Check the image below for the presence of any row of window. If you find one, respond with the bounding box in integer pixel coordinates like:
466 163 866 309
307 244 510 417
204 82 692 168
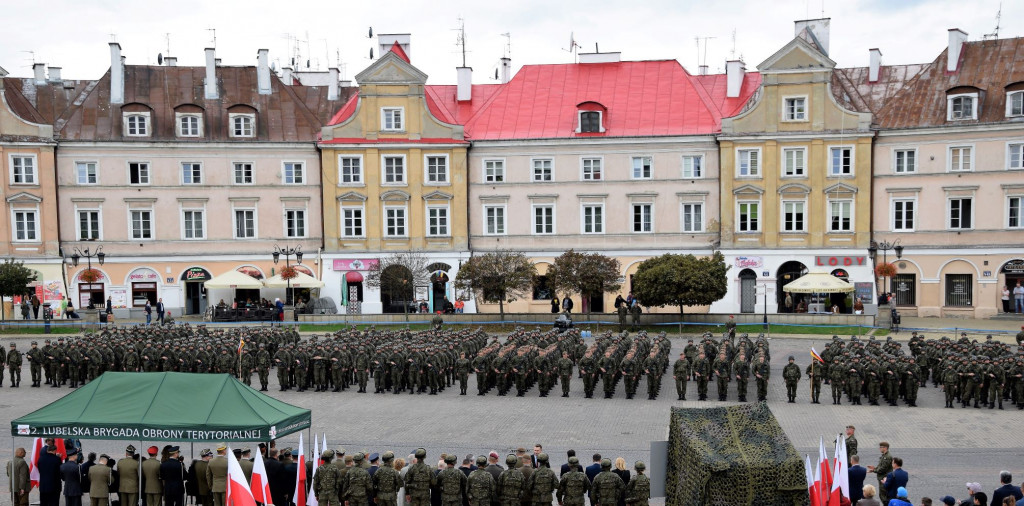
734 200 854 233
338 155 450 185
946 90 1024 121
736 146 854 177
123 112 255 138
890 196 1024 231
465 202 706 236
72 207 307 242
891 143 1024 173
70 161 306 186
339 205 451 238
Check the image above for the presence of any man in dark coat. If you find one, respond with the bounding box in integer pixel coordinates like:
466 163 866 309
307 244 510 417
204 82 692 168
38 445 64 506
883 457 909 503
848 455 867 504
160 447 187 506
277 449 297 506
991 471 1023 506
262 449 284 506
585 454 602 504
60 449 85 506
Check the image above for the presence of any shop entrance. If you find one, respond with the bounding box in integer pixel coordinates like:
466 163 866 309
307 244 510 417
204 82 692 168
181 267 211 315
777 261 808 309
739 269 757 313
1001 259 1024 313
78 283 105 309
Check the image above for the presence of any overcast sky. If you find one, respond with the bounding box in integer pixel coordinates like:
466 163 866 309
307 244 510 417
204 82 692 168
2 0 1018 85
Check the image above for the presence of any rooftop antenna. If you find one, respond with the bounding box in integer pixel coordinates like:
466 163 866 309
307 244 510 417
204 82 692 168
304 31 311 69
165 33 172 56
109 33 117 42
501 32 511 58
695 36 715 69
20 50 36 68
454 16 469 67
984 1 1002 40
207 28 216 48
730 29 737 59
563 31 581 62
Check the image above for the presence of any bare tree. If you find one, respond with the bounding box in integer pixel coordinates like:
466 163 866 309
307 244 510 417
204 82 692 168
367 250 431 320
455 250 537 322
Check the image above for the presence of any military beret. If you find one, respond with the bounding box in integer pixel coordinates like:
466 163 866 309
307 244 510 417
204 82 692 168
147 446 159 455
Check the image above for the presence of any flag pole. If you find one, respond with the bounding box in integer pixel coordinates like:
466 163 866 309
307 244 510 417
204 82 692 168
810 358 814 402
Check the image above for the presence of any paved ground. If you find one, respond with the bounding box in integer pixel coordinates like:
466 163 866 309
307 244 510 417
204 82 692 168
0 330 1021 505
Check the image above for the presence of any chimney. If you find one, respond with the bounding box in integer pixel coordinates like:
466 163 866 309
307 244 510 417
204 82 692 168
48 66 62 82
457 67 472 101
215 58 222 66
164 56 177 66
726 60 746 98
378 33 412 60
282 67 293 85
794 18 831 55
578 52 621 63
109 43 124 104
868 48 882 82
947 28 968 72
33 63 46 84
499 57 511 84
698 65 709 76
204 48 218 99
257 49 271 95
328 67 340 100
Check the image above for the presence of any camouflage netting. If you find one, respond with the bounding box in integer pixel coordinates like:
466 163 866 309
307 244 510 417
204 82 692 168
666 402 808 506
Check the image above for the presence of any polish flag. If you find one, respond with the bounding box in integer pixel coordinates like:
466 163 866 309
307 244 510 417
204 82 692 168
306 439 320 506
250 450 273 505
225 447 257 506
54 439 67 461
805 455 819 506
818 437 832 505
28 437 43 488
293 435 306 506
313 436 321 468
829 435 850 505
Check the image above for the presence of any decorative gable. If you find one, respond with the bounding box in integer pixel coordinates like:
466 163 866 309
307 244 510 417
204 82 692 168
355 51 428 86
422 190 453 201
336 191 368 203
779 183 811 195
380 189 411 202
6 192 43 203
757 37 835 73
824 182 858 195
733 184 765 196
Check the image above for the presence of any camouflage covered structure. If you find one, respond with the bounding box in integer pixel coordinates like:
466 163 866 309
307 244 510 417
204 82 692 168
666 402 807 506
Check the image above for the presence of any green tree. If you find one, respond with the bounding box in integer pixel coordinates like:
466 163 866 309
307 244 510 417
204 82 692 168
547 249 621 312
632 252 729 318
454 250 537 322
0 258 38 320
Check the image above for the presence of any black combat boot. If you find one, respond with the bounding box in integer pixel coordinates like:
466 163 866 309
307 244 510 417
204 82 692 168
974 400 980 408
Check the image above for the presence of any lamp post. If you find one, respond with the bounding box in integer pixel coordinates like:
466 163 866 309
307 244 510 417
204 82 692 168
65 246 107 311
867 239 904 301
272 245 303 305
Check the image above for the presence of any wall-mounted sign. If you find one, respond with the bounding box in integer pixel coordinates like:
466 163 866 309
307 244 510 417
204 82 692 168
815 256 867 267
128 269 160 281
735 256 763 269
182 267 212 281
1002 259 1024 273
333 259 379 271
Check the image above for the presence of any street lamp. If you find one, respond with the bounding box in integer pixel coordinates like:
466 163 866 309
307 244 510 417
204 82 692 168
868 239 904 301
272 245 303 305
66 245 106 269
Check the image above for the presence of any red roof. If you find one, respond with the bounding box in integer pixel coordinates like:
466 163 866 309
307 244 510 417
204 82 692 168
320 137 468 145
691 73 763 119
325 84 501 128
389 42 410 63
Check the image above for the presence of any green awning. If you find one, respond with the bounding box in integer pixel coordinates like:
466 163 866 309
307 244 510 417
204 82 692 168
11 372 310 442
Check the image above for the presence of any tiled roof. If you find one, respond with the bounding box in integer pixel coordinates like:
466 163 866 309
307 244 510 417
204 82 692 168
831 64 930 114
2 77 93 128
875 37 1024 129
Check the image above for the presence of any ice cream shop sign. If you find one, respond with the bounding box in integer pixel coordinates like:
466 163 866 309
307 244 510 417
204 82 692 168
814 256 867 267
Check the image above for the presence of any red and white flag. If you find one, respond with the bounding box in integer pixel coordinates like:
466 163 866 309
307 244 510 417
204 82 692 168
250 450 273 505
54 439 67 461
306 437 320 506
312 436 321 468
226 447 257 506
829 435 849 505
28 437 43 488
293 434 307 506
805 455 819 506
818 437 832 505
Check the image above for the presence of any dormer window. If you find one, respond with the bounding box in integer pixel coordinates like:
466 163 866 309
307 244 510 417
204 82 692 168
177 114 202 137
575 102 607 133
1007 90 1024 117
947 93 978 121
783 96 807 121
124 113 150 136
230 114 255 137
382 107 404 131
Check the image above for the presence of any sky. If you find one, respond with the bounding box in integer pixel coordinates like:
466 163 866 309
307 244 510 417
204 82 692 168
1 0 1018 84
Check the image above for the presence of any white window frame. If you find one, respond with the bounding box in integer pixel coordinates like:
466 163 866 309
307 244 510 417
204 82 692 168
736 200 761 233
827 199 854 233
9 154 37 185
123 112 150 137
181 207 206 240
736 148 760 177
129 209 154 240
782 95 808 122
947 93 978 121
531 204 555 235
425 204 450 237
176 113 203 137
338 155 364 185
681 202 704 232
1006 142 1024 170
682 154 704 179
829 145 855 177
781 199 806 233
284 208 307 238
283 161 305 185
1008 195 1024 229
531 158 553 182
340 205 365 238
580 157 603 181
381 155 407 186
631 203 653 233
483 159 505 183
181 161 203 185
576 110 604 133
483 204 507 236
631 156 653 180
779 147 806 177
383 205 408 238
581 203 605 234
233 162 255 185
424 154 449 185
381 107 405 132
893 148 917 174
891 197 917 232
232 207 257 239
76 207 102 241
948 145 974 172
1007 90 1024 118
947 197 973 230
75 161 99 185
11 207 40 242
229 113 255 138
128 161 150 185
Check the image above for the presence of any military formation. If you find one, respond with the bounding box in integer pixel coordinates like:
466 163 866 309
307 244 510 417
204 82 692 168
671 332 773 402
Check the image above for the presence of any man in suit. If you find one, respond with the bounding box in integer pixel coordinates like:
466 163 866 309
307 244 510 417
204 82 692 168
531 445 542 469
992 471 1023 506
262 449 284 506
117 445 141 506
38 445 64 506
156 299 165 325
559 450 576 477
60 448 85 506
883 457 909 502
848 455 867 504
585 454 602 504
141 447 163 506
8 447 31 506
80 453 97 491
206 444 228 506
88 455 113 506
277 449 297 506
160 447 186 506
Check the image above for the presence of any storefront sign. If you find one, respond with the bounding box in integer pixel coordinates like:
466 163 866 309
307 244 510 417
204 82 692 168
128 269 160 281
735 256 763 269
333 259 379 271
183 267 212 281
815 256 867 267
1002 259 1024 273
854 282 873 303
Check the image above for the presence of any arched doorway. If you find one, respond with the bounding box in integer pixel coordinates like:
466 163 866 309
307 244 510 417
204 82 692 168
739 269 757 313
829 268 851 313
777 261 808 309
180 267 211 315
1002 259 1024 313
427 262 452 313
380 264 414 314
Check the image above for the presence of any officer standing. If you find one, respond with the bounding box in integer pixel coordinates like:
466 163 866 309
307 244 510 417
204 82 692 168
159 447 186 506
496 455 525 506
866 442 893 504
117 445 140 506
624 462 649 506
672 353 690 401
206 445 228 506
89 455 113 506
783 356 801 403
456 353 471 396
526 454 555 506
405 449 435 506
373 452 404 506
557 353 573 398
27 341 43 387
555 456 588 506
712 353 731 402
753 355 771 402
142 447 163 506
435 454 466 506
692 352 710 401
7 342 22 387
344 453 373 506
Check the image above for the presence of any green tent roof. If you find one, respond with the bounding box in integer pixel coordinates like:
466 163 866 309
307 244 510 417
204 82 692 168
11 372 310 442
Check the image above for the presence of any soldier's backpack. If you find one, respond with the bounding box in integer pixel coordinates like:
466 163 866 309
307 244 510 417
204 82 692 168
564 473 585 499
500 471 524 499
442 469 462 497
628 475 650 503
532 469 555 496
317 465 337 493
468 472 491 500
598 475 619 503
374 467 397 494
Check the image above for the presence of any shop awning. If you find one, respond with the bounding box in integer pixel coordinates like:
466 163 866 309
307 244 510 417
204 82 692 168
345 271 363 283
782 272 855 293
264 272 325 288
204 270 264 289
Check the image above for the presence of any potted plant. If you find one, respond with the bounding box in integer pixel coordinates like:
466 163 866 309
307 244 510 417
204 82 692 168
280 265 298 280
875 262 897 278
79 268 101 283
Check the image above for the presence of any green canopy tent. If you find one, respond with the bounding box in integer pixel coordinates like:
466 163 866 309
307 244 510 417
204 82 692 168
11 372 310 442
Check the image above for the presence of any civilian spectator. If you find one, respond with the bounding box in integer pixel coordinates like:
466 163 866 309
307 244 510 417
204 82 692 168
974 492 988 506
858 484 882 506
991 472 1023 506
890 487 912 506
612 458 630 506
939 497 956 506
920 498 931 506
850 455 868 504
532 445 542 468
560 450 576 477
968 483 984 504
884 458 909 502
586 454 602 503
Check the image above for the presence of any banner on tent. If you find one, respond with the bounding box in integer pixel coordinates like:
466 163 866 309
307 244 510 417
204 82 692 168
14 422 308 441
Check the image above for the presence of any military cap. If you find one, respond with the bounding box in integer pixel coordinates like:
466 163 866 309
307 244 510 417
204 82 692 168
382 451 395 461
369 453 379 462
353 452 365 462
537 453 549 463
45 339 51 343
291 449 300 457
126 445 136 454
200 449 213 457
600 458 612 468
506 455 518 466
31 341 37 345
634 461 645 471
241 447 251 454
336 446 346 456
415 448 426 458
168 446 180 453
321 449 334 459
67 448 78 456
217 443 227 451
147 446 159 455
568 456 579 465
8 342 14 347
788 356 794 361
475 455 487 466
443 454 456 464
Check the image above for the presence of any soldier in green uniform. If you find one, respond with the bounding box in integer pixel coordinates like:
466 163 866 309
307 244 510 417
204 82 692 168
293 346 309 392
455 352 471 395
405 449 435 506
467 456 495 506
496 455 525 506
557 352 573 398
846 356 864 405
579 351 597 399
672 353 690 401
986 355 1006 409
7 343 22 387
624 462 649 506
783 356 800 403
118 445 141 506
373 452 404 506
1011 357 1024 410
354 346 371 393
437 454 467 506
904 357 921 407
274 345 291 391
941 361 959 408
963 356 981 408
590 459 623 506
617 304 627 333
753 355 770 402
26 341 43 387
312 344 328 392
806 358 823 404
556 456 589 506
255 344 271 391
732 353 749 402
314 449 341 506
142 446 163 506
692 352 710 401
600 351 618 399
527 454 556 506
866 442 893 504
344 453 373 506
712 352 731 401
829 358 845 404
642 351 660 400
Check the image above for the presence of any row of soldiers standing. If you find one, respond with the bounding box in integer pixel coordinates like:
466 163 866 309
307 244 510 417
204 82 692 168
671 333 774 402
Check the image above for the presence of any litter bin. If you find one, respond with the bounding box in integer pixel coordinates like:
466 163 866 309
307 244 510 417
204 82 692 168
99 312 108 324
